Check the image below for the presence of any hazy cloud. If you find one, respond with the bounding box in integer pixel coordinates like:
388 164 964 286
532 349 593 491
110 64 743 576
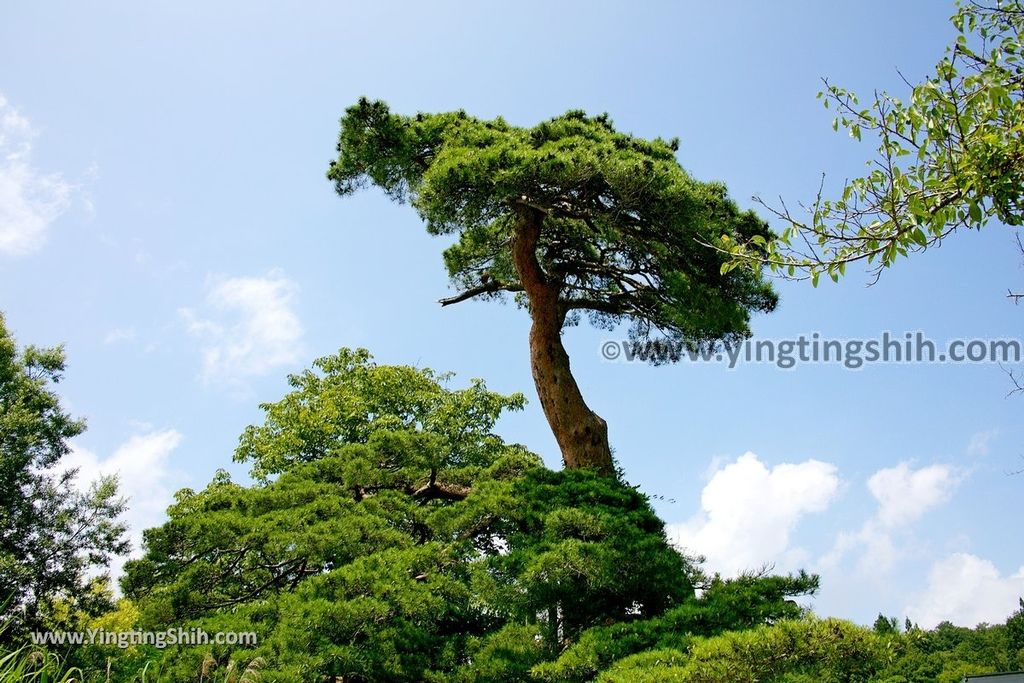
63 429 184 579
103 327 137 345
180 270 304 390
0 93 73 255
967 430 997 457
822 462 962 574
906 553 1024 628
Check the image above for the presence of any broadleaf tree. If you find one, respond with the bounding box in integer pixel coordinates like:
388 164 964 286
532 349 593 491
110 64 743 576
722 0 1023 284
0 314 128 641
328 101 777 475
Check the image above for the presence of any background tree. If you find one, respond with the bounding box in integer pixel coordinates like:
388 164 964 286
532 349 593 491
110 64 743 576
328 101 778 475
0 314 127 641
722 0 1023 284
873 613 901 635
1008 598 1024 660
233 347 528 484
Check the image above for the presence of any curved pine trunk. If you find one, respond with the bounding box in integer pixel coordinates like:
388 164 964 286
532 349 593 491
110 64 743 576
511 207 614 476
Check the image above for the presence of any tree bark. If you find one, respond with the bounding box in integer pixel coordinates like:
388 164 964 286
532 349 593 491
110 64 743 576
511 206 614 476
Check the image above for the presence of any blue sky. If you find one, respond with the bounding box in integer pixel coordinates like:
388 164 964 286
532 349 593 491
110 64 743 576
2 1 1022 628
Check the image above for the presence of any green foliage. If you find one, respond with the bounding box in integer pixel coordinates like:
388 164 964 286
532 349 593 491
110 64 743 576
65 598 163 681
544 607 1024 683
726 0 1024 281
0 314 128 641
532 571 818 682
449 623 547 683
328 100 776 355
125 463 700 681
0 645 83 682
121 349 699 681
868 619 1018 683
596 618 887 683
445 468 700 642
235 347 527 481
11 343 1022 681
874 614 901 635
1008 598 1024 660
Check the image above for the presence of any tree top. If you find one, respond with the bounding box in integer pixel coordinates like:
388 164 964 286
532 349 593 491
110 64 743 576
328 99 777 350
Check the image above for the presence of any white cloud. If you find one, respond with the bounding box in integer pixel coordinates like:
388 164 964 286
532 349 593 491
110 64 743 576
0 93 73 255
180 270 304 389
668 452 840 576
63 429 184 580
821 462 962 574
906 553 1024 628
967 430 997 457
822 519 898 574
701 454 728 482
868 462 960 528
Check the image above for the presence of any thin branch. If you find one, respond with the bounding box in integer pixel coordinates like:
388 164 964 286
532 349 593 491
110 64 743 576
438 279 522 307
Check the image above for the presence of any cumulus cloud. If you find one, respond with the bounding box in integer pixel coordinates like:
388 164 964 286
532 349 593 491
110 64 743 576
821 462 962 573
869 462 960 528
905 553 1024 628
63 429 184 579
0 93 73 255
668 452 840 576
180 270 304 389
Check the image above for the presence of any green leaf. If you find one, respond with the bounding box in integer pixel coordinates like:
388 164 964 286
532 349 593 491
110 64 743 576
968 201 982 223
